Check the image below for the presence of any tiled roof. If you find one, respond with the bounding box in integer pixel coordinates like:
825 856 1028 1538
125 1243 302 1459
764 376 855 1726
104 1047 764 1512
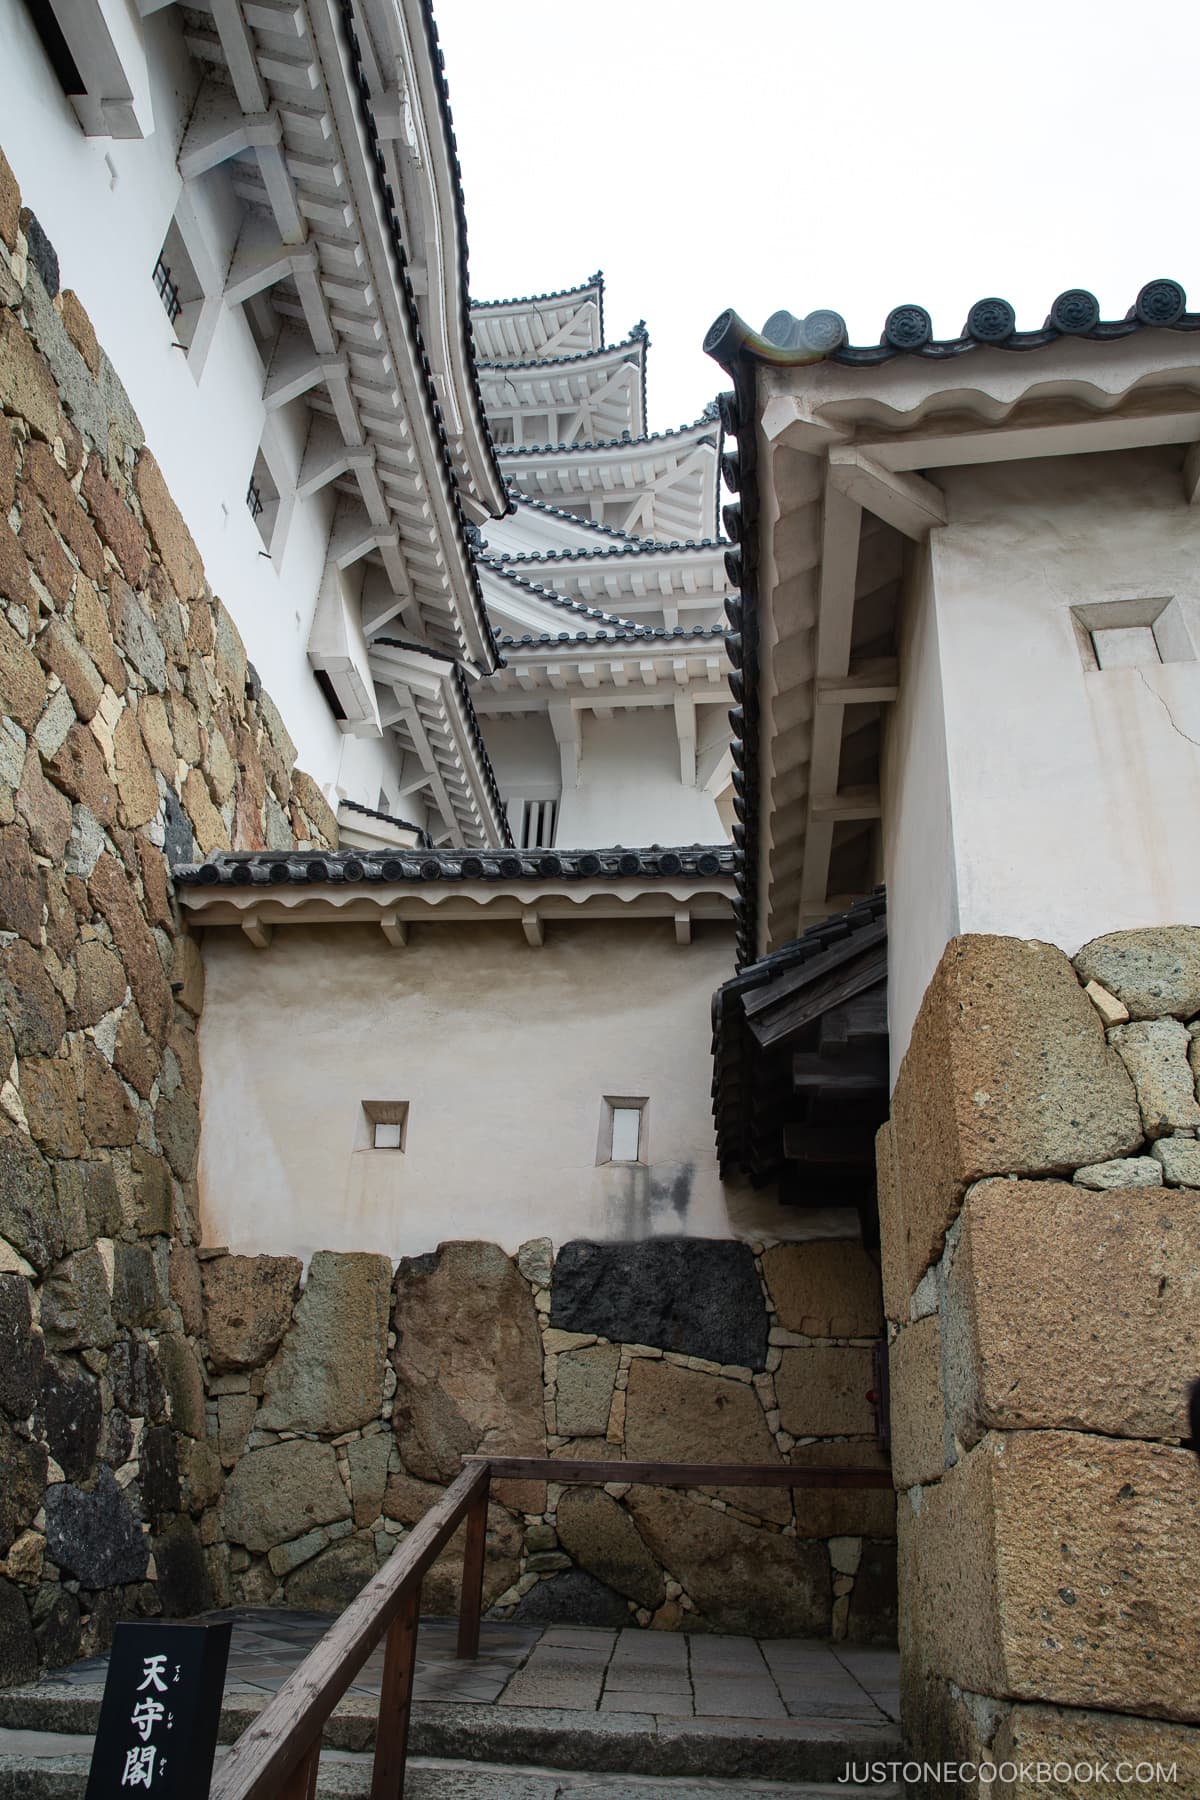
340 798 429 842
416 0 512 514
711 889 888 1184
704 278 1199 369
174 845 736 886
471 273 605 313
480 560 638 631
497 415 718 457
500 491 655 546
478 328 647 373
498 624 727 651
487 535 724 567
339 0 507 670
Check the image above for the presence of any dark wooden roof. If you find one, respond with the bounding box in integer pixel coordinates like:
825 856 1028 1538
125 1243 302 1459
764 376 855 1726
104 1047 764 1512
711 890 887 1200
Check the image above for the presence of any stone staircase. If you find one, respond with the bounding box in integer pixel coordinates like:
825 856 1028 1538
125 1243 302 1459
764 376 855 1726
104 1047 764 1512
0 1692 902 1798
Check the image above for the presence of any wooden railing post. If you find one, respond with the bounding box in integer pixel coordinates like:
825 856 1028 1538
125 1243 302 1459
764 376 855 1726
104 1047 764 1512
456 1464 490 1661
277 1741 320 1800
370 1582 421 1800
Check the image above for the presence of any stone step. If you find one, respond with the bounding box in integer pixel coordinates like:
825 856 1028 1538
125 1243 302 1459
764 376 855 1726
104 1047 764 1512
0 1689 901 1787
0 1731 903 1800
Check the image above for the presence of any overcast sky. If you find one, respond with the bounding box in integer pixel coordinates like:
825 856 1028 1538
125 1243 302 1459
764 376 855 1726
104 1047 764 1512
436 1 1200 434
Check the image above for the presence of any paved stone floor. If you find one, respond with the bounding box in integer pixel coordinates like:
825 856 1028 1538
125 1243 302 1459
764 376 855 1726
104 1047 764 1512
36 1608 900 1726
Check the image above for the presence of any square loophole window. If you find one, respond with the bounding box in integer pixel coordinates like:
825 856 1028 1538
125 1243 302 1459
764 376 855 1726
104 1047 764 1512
362 1101 408 1151
598 1096 647 1165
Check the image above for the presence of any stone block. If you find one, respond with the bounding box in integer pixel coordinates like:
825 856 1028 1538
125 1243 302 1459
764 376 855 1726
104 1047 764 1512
260 1251 390 1434
155 1087 199 1179
901 1430 1200 1719
108 1340 166 1421
347 1434 392 1528
202 1253 301 1373
155 1333 206 1438
16 741 71 857
44 1465 147 1586
284 1534 377 1612
889 1316 945 1489
845 1540 897 1645
221 1438 351 1553
555 1488 664 1609
623 1356 790 1523
134 450 205 600
0 830 49 949
381 1471 443 1526
0 1579 37 1688
761 1240 883 1337
517 1237 552 1288
1074 926 1200 1021
555 1343 620 1437
943 1179 1199 1444
31 1585 80 1672
0 951 64 1086
0 1273 43 1419
1152 1137 1200 1187
1109 1019 1200 1137
0 1415 47 1554
993 1704 1200 1797
88 853 171 1039
1073 1155 1163 1189
217 1393 257 1466
112 1242 161 1327
626 1488 830 1636
178 1437 223 1514
0 309 61 444
422 1501 522 1616
774 1345 876 1438
890 936 1142 1299
510 1567 628 1628
40 1247 116 1350
392 1242 545 1511
550 1238 768 1370
36 1356 100 1483
154 1513 213 1617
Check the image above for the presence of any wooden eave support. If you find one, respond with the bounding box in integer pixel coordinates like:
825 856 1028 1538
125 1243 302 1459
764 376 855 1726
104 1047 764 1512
828 447 946 541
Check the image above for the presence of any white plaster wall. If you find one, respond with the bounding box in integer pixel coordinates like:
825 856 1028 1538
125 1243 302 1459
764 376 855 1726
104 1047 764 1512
196 921 854 1261
881 540 959 1082
886 445 1200 1060
0 2 398 809
557 711 725 848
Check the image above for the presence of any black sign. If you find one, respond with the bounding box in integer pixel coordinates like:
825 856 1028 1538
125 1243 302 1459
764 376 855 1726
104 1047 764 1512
85 1620 231 1798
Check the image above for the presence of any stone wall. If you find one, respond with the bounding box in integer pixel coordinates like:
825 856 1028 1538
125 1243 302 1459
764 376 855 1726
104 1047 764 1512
201 1236 895 1641
0 150 337 1683
882 931 1200 1794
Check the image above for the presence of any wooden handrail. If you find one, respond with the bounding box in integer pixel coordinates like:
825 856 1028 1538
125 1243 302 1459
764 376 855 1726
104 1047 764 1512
210 1454 892 1800
210 1462 490 1800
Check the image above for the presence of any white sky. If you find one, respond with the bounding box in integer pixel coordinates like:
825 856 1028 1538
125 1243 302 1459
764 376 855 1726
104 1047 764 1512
437 0 1200 434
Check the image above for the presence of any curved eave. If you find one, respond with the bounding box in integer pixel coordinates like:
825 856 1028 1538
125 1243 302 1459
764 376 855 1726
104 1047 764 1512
403 0 510 519
308 0 500 671
469 277 605 363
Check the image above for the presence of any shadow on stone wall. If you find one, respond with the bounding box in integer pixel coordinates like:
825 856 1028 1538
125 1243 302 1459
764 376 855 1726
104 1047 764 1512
0 148 337 1685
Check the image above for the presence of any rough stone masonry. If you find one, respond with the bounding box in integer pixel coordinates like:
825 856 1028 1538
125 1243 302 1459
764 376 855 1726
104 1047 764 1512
0 146 336 1684
881 929 1200 1795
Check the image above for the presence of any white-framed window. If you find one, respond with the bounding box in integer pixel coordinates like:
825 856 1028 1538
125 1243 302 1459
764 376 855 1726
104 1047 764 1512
597 1096 648 1166
1072 597 1197 671
361 1100 409 1151
151 184 225 380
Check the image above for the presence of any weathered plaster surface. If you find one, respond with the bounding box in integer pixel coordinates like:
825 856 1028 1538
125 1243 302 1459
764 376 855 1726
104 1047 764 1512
197 920 791 1259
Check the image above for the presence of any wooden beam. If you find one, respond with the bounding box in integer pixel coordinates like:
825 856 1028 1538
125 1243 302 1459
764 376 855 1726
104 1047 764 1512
241 917 273 950
816 658 899 706
522 909 544 948
828 447 947 540
380 913 407 948
809 786 882 823
674 910 692 946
